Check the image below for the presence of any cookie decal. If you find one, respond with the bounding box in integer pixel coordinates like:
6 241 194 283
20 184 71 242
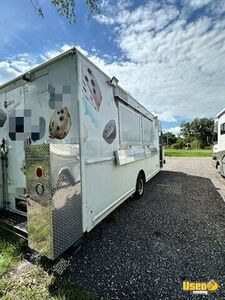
103 120 116 144
83 68 102 112
49 106 71 139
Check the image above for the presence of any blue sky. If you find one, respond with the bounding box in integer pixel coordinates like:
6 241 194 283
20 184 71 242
0 0 225 135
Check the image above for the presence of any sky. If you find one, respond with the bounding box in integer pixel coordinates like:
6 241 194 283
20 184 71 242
0 0 225 134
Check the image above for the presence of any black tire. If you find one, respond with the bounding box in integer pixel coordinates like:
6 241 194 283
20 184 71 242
134 173 145 199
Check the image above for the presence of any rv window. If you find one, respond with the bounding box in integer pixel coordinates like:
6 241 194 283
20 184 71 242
220 123 225 135
142 118 153 145
120 105 141 145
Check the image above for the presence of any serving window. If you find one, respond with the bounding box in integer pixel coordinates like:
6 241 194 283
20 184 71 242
142 118 153 145
119 104 141 146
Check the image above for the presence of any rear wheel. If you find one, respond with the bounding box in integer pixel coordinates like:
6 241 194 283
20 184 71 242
134 173 145 199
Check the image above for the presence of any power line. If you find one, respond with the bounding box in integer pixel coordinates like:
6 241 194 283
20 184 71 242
30 0 44 18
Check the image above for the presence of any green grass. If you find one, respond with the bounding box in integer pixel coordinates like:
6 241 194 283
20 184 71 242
0 228 24 278
165 148 212 157
0 227 95 300
1 264 95 300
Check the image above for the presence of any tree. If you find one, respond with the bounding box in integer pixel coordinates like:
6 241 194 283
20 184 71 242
30 0 99 22
163 132 177 146
190 118 214 148
180 121 193 142
172 137 185 149
180 118 214 148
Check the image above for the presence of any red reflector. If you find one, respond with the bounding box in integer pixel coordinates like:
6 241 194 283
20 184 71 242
35 166 43 178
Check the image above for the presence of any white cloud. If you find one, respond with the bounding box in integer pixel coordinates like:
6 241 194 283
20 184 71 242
40 44 74 61
1 0 225 124
75 46 89 57
188 0 213 9
0 53 38 83
166 126 181 136
156 111 177 122
93 0 225 120
0 44 75 85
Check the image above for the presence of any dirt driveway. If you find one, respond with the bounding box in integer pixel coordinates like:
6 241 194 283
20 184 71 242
57 157 225 299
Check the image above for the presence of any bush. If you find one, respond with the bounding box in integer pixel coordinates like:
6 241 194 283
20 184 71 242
171 138 185 149
172 143 181 149
191 139 206 149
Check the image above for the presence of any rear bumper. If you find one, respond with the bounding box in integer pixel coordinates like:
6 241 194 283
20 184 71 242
0 210 27 239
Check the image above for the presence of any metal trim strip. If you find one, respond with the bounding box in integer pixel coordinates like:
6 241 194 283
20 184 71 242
85 157 114 165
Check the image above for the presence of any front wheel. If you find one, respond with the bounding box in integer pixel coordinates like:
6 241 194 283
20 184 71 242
134 173 145 199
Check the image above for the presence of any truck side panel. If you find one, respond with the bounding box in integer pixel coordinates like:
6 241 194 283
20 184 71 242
79 55 160 231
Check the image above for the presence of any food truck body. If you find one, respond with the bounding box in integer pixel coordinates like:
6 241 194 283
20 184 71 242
0 48 163 259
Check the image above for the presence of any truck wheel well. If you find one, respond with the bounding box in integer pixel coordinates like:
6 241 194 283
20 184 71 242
139 170 146 183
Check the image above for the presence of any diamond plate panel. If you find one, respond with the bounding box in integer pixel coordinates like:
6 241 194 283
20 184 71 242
25 144 82 259
50 144 82 258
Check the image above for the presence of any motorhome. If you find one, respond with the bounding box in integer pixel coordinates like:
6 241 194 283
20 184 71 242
212 108 225 176
0 48 164 259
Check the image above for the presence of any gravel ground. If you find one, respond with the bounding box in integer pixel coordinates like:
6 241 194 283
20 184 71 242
59 157 225 299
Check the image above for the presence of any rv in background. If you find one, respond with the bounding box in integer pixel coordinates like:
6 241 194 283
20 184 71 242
212 108 225 176
0 48 164 259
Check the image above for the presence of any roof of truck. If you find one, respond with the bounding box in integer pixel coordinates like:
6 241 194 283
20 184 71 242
0 47 156 120
216 108 225 119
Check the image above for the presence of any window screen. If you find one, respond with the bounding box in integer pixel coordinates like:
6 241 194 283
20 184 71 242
221 123 225 135
120 105 141 145
142 118 153 145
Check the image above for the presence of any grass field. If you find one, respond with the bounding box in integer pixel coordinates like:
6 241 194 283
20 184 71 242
0 229 24 277
0 228 94 300
165 148 212 157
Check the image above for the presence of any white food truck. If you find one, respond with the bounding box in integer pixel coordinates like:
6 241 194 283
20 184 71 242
0 48 164 259
212 108 225 176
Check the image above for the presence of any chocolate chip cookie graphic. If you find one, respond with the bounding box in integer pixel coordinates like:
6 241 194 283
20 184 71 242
83 68 102 111
49 106 71 139
103 120 116 144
